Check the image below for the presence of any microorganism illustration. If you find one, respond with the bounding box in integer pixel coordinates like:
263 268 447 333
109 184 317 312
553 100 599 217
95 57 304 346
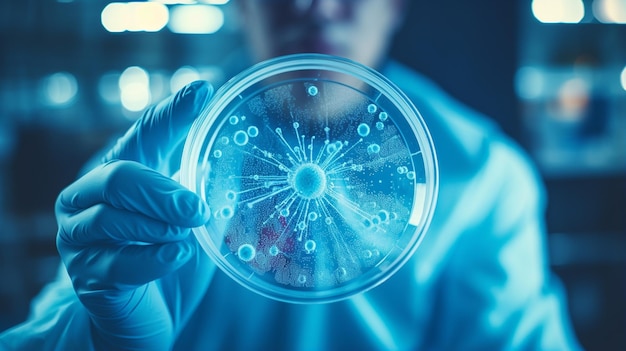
180 54 437 303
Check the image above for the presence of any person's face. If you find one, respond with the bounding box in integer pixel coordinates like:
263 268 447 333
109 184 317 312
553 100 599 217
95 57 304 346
237 0 405 68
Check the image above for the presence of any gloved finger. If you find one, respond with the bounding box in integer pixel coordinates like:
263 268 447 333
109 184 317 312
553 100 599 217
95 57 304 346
102 80 213 172
56 160 210 230
58 202 192 245
59 237 196 291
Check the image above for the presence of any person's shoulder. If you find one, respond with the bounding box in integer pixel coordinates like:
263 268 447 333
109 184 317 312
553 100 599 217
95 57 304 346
381 60 531 180
382 60 497 148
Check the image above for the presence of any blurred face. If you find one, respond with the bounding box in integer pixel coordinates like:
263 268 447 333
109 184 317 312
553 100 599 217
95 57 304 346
237 0 405 68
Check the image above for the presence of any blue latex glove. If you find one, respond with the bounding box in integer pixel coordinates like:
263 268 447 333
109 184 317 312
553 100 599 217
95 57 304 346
55 81 214 350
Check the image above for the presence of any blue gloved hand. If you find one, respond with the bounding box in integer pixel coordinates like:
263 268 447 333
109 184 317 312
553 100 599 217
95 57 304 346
55 81 214 350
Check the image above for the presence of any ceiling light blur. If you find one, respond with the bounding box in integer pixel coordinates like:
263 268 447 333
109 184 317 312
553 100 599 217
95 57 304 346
152 0 231 3
621 66 626 91
150 0 195 4
168 5 224 34
101 2 169 32
199 0 230 4
532 0 585 23
593 0 626 23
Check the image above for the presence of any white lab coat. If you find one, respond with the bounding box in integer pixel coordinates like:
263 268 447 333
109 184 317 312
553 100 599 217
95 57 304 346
0 61 582 351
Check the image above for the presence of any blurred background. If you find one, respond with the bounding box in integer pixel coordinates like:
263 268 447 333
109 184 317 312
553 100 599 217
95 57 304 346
0 0 624 349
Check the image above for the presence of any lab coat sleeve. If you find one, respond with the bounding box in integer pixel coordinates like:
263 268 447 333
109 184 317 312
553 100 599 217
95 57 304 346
0 266 96 351
431 138 582 351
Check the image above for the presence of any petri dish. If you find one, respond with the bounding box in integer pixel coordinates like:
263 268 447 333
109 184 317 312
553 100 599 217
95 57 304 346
180 53 438 304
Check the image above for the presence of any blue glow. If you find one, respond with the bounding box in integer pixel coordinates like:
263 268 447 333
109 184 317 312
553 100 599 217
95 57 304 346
367 144 380 154
238 244 256 261
233 130 249 146
357 123 371 137
291 164 327 199
41 72 78 106
247 125 259 137
307 85 319 96
168 4 224 34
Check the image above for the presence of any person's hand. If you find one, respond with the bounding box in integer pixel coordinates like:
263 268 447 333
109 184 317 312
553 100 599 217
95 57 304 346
55 81 214 350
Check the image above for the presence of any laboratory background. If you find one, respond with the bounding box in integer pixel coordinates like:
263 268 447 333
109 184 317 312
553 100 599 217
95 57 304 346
0 1 624 350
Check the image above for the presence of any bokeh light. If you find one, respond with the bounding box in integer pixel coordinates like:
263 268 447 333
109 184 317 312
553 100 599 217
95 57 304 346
593 0 626 23
40 72 78 107
101 2 169 32
119 66 151 112
170 66 200 93
532 0 585 23
168 4 224 34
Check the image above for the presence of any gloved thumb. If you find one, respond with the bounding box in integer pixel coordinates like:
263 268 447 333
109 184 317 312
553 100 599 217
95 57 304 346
102 80 213 175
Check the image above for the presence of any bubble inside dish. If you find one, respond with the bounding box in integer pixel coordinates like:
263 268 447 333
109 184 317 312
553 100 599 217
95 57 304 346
180 54 438 304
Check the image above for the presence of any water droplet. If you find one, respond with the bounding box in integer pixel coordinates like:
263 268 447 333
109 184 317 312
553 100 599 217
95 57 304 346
376 121 384 130
307 85 319 96
379 111 388 121
220 206 234 219
238 244 256 262
269 245 280 256
357 123 370 137
247 125 259 137
407 171 416 180
225 190 236 201
372 215 381 225
213 150 222 158
233 130 249 146
367 104 377 113
229 115 239 125
378 210 389 222
220 136 229 145
367 144 380 154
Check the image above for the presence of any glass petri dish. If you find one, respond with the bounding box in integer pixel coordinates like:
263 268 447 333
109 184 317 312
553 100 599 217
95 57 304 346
180 53 438 304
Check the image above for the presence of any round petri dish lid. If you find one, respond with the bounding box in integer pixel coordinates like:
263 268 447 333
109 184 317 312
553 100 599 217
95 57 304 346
180 53 438 304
